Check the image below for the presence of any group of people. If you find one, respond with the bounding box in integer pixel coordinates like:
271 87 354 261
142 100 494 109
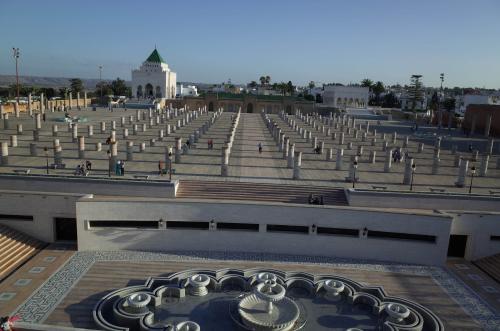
115 160 125 176
207 139 214 150
75 160 92 176
392 149 408 163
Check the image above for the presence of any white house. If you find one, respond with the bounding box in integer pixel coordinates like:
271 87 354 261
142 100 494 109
400 93 428 111
322 86 369 108
131 49 177 100
176 84 199 97
454 94 500 115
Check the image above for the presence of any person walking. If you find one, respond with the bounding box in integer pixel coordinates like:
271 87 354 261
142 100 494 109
120 161 125 176
86 160 92 171
158 160 164 175
258 142 262 154
115 160 121 176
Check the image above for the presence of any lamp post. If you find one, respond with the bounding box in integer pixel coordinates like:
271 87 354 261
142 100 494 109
410 163 416 191
168 147 173 181
468 164 476 194
107 150 111 177
44 147 49 174
12 48 20 103
99 65 103 100
352 160 358 189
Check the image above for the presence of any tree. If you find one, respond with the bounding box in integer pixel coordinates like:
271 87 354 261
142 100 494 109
361 78 374 90
95 81 113 96
265 75 271 86
408 75 424 112
58 87 69 98
259 76 266 86
287 81 294 95
382 92 399 108
111 78 130 96
308 81 315 89
371 81 385 105
69 78 84 94
443 98 456 111
39 87 56 99
248 81 257 88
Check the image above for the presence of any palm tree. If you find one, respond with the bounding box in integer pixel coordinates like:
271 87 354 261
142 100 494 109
372 81 385 105
259 76 266 86
265 76 271 86
361 79 374 90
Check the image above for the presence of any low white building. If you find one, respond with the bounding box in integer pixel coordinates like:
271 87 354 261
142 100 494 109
400 93 428 111
322 86 369 108
131 49 176 100
454 94 500 115
176 84 199 97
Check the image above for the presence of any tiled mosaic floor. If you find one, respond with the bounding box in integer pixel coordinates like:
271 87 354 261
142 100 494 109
12 251 500 330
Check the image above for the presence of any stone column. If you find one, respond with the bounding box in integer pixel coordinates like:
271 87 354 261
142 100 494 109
52 124 58 137
33 129 40 141
100 121 106 133
392 132 397 145
384 149 392 172
14 102 20 118
110 130 116 143
40 93 45 113
78 136 85 159
68 92 73 110
319 141 324 154
479 154 489 176
339 132 345 145
54 145 63 165
357 145 363 156
109 142 118 173
72 124 78 142
347 156 359 182
403 157 414 185
287 143 295 168
16 124 23 135
175 137 182 163
28 93 32 115
76 92 80 108
29 143 37 156
96 142 102 151
347 142 353 150
221 145 230 176
166 124 171 136
132 124 138 135
35 113 42 129
88 125 93 137
283 137 289 159
142 123 147 132
326 148 333 161
486 138 494 155
431 156 440 175
9 135 17 147
84 91 88 107
369 150 376 164
1 142 9 165
418 142 424 153
371 138 377 146
111 121 116 130
484 114 492 137
455 159 468 187
335 148 344 170
454 153 462 167
126 141 134 161
123 128 129 138
292 151 302 179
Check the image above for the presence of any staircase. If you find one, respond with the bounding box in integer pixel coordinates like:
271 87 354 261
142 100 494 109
0 224 46 282
473 254 500 284
176 180 347 205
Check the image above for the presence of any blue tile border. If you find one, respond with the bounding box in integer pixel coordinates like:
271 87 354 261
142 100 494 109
12 251 500 330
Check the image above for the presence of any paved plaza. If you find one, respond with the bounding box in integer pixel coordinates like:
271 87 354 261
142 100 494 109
0 107 499 194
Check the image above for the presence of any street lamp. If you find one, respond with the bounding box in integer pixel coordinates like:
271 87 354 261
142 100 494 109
107 150 111 177
469 164 476 194
410 163 416 191
168 146 173 181
352 160 358 189
44 147 49 174
12 48 20 103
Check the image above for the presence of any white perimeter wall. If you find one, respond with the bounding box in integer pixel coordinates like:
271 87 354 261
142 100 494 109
76 199 452 265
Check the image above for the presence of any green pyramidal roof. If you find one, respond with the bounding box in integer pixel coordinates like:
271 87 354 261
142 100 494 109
145 49 165 63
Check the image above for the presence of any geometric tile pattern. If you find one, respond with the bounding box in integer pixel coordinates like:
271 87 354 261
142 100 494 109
454 263 470 270
467 274 483 281
14 279 32 287
43 256 57 263
483 286 499 293
12 251 500 330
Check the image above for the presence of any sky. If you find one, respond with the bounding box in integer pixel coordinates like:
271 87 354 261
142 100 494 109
1 0 499 88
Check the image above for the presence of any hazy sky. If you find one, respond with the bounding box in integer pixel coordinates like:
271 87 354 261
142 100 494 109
1 0 499 88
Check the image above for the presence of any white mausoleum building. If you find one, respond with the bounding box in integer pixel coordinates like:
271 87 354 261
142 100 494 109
131 49 176 99
322 85 369 108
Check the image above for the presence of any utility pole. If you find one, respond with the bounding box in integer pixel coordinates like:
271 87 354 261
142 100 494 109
12 48 20 102
99 65 103 100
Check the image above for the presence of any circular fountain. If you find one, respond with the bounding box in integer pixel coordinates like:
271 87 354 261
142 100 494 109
189 274 210 296
124 292 151 313
385 303 410 323
238 278 299 330
323 279 345 302
176 321 201 331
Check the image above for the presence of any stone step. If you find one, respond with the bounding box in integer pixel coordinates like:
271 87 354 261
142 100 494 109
473 254 500 284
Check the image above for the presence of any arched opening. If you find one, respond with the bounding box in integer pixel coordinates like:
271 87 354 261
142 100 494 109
247 103 254 113
208 102 214 112
336 97 342 106
285 105 292 115
136 85 143 99
155 86 162 98
145 84 154 98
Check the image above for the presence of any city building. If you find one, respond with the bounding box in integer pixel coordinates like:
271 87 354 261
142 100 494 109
322 85 369 108
176 84 199 97
131 49 177 100
455 94 500 115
